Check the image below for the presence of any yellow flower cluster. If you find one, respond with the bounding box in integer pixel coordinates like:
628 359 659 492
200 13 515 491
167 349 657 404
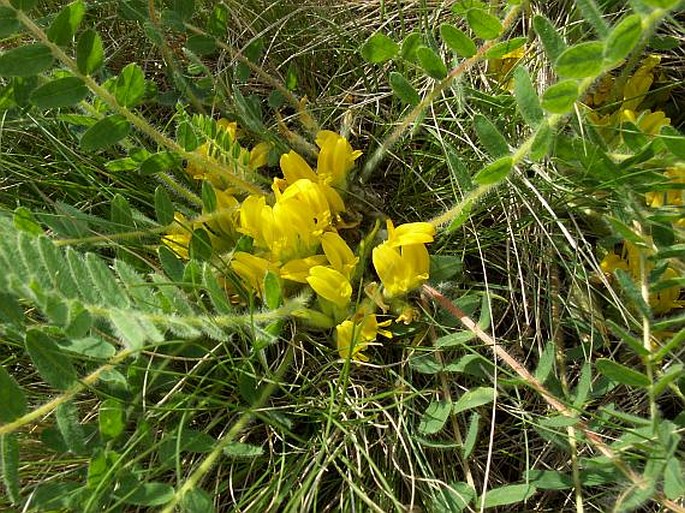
600 241 683 315
162 121 436 363
586 56 671 142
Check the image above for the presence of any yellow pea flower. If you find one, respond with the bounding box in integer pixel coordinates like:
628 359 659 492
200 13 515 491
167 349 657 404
238 195 270 248
249 142 272 170
205 188 239 238
280 150 318 184
335 312 392 362
306 265 352 308
231 252 278 295
651 267 683 314
623 55 660 111
645 166 685 208
372 242 430 298
321 232 358 278
621 109 670 136
161 212 195 260
385 219 436 247
600 252 629 274
315 130 363 188
280 255 328 283
216 119 238 140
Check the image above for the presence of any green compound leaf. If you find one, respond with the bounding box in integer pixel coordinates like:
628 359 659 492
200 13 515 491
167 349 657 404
416 46 448 79
0 7 20 38
76 29 104 74
224 441 264 459
263 271 282 309
482 484 536 508
140 151 181 175
474 114 508 157
605 14 643 64
485 37 527 58
118 481 175 506
533 15 566 62
30 76 88 109
466 9 502 40
56 400 86 454
186 34 216 55
432 482 475 512
453 387 496 415
555 41 604 78
596 358 650 388
47 0 86 46
474 156 512 186
114 63 146 108
440 23 476 57
25 328 77 390
154 186 174 225
541 80 579 113
452 0 485 15
0 44 53 77
81 115 130 151
419 399 452 435
389 71 420 106
574 0 609 38
360 32 399 63
0 434 20 505
189 228 212 261
181 488 216 513
400 32 422 62
99 398 126 439
0 365 26 422
513 66 543 128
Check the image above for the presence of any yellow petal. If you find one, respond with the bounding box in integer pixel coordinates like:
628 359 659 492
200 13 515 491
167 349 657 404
280 150 318 184
386 219 435 247
250 142 272 169
280 255 328 283
321 232 358 277
316 131 362 188
306 266 352 308
335 319 369 361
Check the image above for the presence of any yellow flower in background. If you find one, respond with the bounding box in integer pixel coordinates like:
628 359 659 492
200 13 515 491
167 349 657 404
622 55 660 112
315 130 363 188
216 119 238 139
161 212 195 260
385 219 435 247
599 242 683 315
621 109 670 136
487 46 525 90
249 142 272 170
204 188 240 238
373 242 430 298
306 265 352 308
335 312 392 362
600 252 629 274
651 267 683 314
645 166 685 209
321 232 358 278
